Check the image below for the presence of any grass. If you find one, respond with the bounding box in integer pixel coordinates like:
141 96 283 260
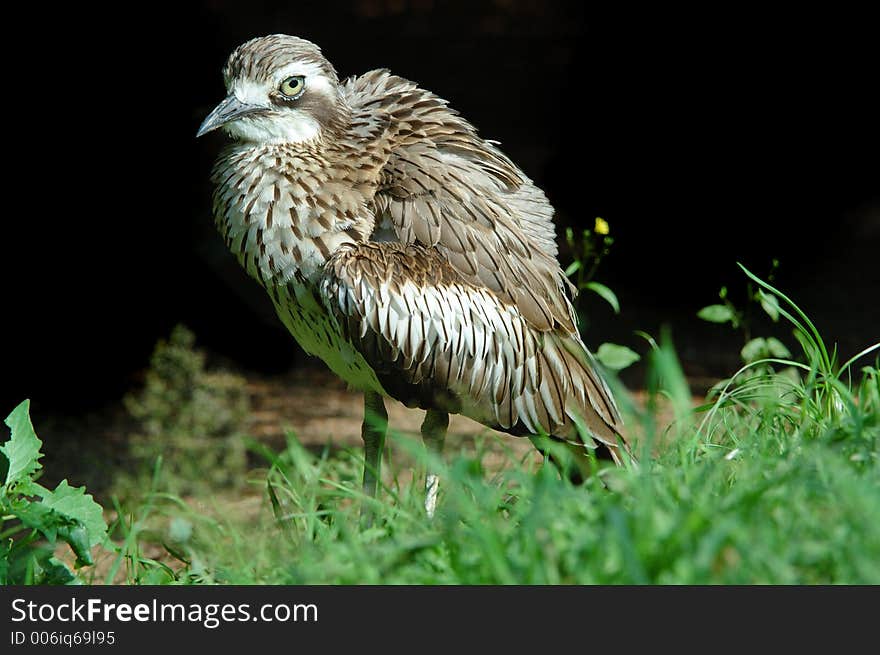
97 356 879 584
3 268 879 584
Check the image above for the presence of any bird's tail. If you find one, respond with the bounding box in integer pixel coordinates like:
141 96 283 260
541 332 635 469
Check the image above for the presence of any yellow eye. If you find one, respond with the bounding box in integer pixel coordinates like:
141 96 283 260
279 75 305 98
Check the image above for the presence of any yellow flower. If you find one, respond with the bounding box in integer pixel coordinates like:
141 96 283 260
594 217 610 235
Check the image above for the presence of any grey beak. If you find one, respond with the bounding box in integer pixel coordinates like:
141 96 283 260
196 95 266 137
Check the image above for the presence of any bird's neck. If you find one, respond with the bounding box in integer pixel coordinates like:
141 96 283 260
211 140 373 287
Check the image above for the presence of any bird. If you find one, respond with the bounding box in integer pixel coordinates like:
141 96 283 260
197 34 631 519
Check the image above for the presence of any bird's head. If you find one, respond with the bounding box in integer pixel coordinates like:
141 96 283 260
197 35 347 145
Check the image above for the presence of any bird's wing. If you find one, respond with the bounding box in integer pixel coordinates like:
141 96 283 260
320 242 626 458
343 70 576 333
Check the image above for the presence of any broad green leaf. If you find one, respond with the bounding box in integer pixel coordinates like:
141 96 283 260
584 282 620 314
765 337 791 359
57 523 93 568
140 566 176 585
564 260 581 277
1 399 43 487
697 304 735 324
595 343 641 371
9 497 98 568
11 499 65 542
741 338 767 363
7 478 106 568
14 478 50 497
741 337 792 365
37 556 77 585
759 291 780 322
41 480 108 549
19 546 76 585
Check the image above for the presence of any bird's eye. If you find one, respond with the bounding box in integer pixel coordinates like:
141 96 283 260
279 76 305 98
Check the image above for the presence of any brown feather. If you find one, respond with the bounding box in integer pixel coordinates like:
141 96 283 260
320 243 629 458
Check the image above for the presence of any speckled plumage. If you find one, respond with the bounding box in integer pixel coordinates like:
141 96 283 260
202 34 631 477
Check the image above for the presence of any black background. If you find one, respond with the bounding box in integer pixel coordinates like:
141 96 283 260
2 2 877 416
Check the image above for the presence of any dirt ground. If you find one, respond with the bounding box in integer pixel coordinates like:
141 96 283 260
249 368 532 445
245 366 543 485
243 366 694 478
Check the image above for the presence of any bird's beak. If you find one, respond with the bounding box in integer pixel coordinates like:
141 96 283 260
196 95 266 137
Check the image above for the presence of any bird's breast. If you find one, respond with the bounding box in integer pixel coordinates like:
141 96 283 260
210 144 384 393
211 144 366 287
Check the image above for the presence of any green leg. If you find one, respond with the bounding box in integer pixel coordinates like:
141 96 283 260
421 409 448 518
360 391 387 527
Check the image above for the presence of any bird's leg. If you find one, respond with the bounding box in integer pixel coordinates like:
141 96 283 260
421 409 448 518
360 391 387 526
